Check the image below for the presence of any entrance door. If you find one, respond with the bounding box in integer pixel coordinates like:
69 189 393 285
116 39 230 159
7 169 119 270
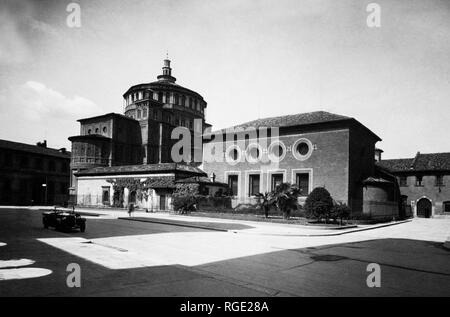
417 198 432 218
159 195 166 211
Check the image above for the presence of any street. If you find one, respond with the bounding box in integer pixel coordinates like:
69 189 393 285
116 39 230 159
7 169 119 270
0 208 449 296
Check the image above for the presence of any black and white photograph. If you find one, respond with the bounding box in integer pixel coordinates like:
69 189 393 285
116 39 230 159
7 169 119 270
0 0 449 304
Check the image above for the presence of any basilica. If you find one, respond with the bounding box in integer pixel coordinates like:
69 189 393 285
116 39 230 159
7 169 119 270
69 58 404 219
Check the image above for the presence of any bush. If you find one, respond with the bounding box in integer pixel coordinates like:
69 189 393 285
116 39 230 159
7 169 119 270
172 194 198 213
330 202 351 225
304 187 334 221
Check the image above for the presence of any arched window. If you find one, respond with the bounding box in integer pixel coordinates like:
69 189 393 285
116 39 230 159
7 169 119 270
165 92 170 103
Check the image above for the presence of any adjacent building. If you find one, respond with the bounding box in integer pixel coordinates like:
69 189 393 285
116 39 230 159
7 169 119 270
0 139 71 206
201 111 400 219
378 151 450 218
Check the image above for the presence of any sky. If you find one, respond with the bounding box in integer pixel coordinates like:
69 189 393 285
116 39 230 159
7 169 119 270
0 0 449 159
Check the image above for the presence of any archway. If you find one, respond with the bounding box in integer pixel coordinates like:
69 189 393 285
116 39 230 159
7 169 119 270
417 197 432 218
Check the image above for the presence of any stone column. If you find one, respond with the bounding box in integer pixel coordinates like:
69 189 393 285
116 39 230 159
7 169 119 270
124 188 129 207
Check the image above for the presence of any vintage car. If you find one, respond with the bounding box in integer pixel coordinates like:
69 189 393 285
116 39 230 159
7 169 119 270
43 209 86 232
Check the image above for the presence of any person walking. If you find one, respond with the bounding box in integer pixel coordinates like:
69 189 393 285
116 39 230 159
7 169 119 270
128 203 134 217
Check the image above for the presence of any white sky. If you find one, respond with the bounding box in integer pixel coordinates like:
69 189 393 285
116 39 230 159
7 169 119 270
0 0 449 159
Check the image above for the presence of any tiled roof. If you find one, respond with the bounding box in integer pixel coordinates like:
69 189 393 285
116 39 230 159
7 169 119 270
143 176 176 189
75 163 206 176
376 158 414 172
362 176 393 184
175 176 228 186
212 111 351 133
0 139 70 159
378 152 450 172
77 112 137 122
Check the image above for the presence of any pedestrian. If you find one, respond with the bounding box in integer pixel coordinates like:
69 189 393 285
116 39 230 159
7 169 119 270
128 203 134 217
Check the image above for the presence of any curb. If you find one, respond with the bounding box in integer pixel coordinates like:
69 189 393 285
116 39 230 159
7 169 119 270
118 217 229 232
118 216 412 237
444 238 450 250
233 219 413 237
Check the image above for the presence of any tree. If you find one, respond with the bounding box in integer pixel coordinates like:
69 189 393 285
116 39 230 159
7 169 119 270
270 183 300 219
255 192 271 218
304 187 334 222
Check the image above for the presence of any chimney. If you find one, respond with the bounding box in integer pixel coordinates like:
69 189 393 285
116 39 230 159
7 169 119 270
374 148 383 162
210 172 216 183
59 148 67 154
36 140 47 148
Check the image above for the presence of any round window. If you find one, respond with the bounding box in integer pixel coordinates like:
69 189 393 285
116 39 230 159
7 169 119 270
293 138 313 161
231 149 238 161
268 141 286 162
245 143 262 163
226 145 241 165
297 142 309 156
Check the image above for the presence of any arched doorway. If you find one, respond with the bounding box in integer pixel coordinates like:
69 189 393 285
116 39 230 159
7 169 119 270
417 198 432 218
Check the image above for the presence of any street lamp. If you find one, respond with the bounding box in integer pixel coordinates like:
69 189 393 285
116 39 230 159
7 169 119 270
42 181 47 205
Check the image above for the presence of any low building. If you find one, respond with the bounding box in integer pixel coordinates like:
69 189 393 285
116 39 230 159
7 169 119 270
74 163 210 211
377 151 450 218
0 139 71 206
201 111 400 219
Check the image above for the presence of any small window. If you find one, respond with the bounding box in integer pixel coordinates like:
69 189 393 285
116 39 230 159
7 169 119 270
137 110 141 119
20 156 29 168
415 176 423 187
228 175 238 196
35 158 43 170
444 201 450 213
48 160 56 172
296 173 310 196
399 176 407 187
143 108 148 118
435 175 444 187
95 128 99 134
87 129 92 134
248 174 260 196
271 174 283 191
103 126 107 133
